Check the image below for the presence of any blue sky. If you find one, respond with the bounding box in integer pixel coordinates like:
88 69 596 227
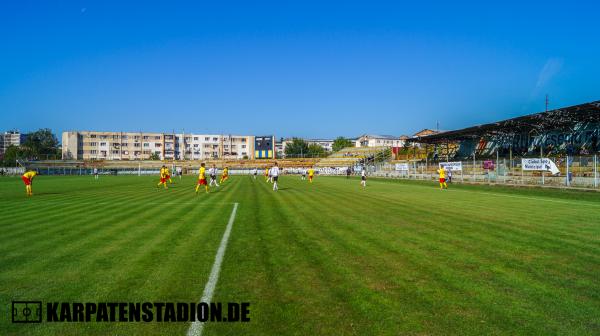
1 1 599 139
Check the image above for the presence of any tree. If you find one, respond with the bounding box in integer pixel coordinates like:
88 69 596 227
22 128 60 159
284 138 309 157
1 145 25 166
307 143 325 157
332 136 353 152
149 153 160 160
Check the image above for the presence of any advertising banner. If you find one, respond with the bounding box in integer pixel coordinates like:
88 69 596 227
395 163 409 171
521 158 560 175
439 162 462 171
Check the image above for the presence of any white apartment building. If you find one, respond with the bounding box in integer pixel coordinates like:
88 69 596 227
181 134 253 160
0 130 28 156
355 134 405 148
306 139 335 152
62 131 254 160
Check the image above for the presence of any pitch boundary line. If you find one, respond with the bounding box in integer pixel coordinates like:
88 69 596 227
364 177 600 207
445 188 600 207
187 202 239 336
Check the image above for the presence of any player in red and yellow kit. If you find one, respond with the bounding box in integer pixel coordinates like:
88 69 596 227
437 166 448 190
22 170 37 196
264 167 269 182
195 163 209 194
219 167 229 184
165 167 173 184
157 166 168 189
308 168 315 183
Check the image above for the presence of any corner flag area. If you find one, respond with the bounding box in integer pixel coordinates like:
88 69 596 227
1 175 599 335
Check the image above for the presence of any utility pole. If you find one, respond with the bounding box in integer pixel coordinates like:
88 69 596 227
545 94 549 112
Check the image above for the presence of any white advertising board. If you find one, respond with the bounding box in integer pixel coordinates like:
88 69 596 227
395 163 409 171
439 162 462 171
521 158 560 175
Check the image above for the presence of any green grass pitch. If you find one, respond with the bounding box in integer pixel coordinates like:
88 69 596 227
1 175 600 335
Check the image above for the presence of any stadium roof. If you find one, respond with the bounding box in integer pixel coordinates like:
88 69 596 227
408 100 600 144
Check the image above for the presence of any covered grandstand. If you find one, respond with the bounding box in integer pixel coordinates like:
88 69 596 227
366 100 599 188
407 100 600 159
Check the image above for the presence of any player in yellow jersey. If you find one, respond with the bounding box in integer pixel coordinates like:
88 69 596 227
265 167 269 182
165 166 173 183
157 165 168 189
437 166 448 190
21 170 37 196
219 166 229 184
308 167 315 183
195 163 209 194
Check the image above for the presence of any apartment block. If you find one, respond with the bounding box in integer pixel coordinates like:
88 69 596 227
62 131 255 160
0 130 28 156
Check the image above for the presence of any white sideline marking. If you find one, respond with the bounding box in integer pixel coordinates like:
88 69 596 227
187 202 239 336
446 188 600 207
372 178 600 208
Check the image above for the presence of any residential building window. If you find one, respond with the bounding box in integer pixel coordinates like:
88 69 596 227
100 142 107 146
